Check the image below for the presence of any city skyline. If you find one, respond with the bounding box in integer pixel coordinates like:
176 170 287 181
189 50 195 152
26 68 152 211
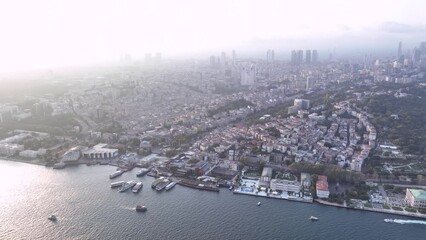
1 0 426 72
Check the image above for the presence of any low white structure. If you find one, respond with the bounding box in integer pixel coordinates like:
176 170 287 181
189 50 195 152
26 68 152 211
0 143 24 155
270 179 301 193
19 149 38 158
62 147 82 162
83 144 118 159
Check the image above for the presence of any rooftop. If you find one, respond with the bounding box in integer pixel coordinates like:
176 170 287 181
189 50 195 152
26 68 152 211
408 189 426 200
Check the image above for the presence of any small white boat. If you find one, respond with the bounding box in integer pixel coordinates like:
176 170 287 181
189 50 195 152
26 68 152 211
384 219 394 223
257 202 261 206
309 216 319 221
48 215 57 221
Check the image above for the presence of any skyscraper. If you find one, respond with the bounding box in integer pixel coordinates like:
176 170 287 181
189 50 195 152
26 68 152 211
312 50 318 63
266 49 271 61
291 50 297 64
305 50 311 63
221 52 226 68
297 50 303 64
398 41 402 58
271 50 275 61
306 76 313 90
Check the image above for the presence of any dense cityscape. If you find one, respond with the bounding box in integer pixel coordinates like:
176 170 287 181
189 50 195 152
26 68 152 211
2 1 426 239
1 41 426 220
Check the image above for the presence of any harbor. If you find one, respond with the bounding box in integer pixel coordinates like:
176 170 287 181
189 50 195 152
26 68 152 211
2 161 426 240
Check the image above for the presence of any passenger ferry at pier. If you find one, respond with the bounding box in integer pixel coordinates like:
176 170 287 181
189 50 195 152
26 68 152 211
165 181 177 191
118 180 136 192
136 168 149 177
151 177 165 189
110 181 125 188
132 182 143 193
109 170 124 179
156 179 169 191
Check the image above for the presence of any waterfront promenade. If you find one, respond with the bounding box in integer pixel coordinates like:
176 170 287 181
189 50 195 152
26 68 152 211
315 199 426 219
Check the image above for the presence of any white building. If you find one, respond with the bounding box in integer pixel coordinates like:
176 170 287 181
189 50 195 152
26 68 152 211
19 150 38 158
270 179 301 192
0 143 24 155
83 143 119 159
240 64 255 86
62 147 83 162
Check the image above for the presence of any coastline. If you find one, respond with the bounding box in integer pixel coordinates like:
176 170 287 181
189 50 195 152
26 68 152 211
0 156 47 167
315 199 426 219
2 158 426 220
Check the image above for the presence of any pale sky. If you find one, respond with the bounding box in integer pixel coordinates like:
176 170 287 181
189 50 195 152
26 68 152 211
1 0 425 72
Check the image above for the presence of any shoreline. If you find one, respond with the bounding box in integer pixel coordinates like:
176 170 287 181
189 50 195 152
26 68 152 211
0 156 47 167
315 199 426 220
2 158 426 220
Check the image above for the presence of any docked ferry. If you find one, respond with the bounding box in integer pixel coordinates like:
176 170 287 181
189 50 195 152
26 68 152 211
165 181 177 191
132 182 143 193
110 181 125 188
136 168 149 177
118 180 136 192
109 170 124 179
156 180 169 191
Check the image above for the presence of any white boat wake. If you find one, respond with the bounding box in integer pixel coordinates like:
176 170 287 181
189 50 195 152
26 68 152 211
384 219 426 225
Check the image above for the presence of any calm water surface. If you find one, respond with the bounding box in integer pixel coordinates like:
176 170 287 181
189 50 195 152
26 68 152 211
1 160 425 240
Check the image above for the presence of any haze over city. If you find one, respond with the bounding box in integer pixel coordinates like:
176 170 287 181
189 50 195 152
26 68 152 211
1 0 426 73
1 1 426 239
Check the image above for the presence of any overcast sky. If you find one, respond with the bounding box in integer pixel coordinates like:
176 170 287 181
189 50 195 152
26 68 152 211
1 0 426 72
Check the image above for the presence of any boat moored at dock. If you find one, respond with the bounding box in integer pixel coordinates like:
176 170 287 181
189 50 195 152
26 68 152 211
109 170 124 179
132 182 143 193
156 179 169 191
110 181 125 188
118 180 136 192
151 177 165 189
136 168 149 177
165 182 177 191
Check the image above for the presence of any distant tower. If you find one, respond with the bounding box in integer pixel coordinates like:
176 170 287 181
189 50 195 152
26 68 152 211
291 50 297 64
209 56 216 67
312 50 318 63
266 49 271 61
305 50 311 63
297 50 303 64
398 41 402 58
306 76 313 90
221 52 226 68
271 50 275 61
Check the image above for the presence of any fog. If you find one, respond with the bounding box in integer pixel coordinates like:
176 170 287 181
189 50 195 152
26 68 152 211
1 0 425 72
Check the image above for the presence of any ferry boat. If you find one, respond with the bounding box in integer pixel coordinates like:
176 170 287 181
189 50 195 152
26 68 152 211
136 168 149 177
110 181 125 188
109 170 124 179
118 180 136 192
136 205 147 212
151 177 165 189
156 180 169 191
132 182 143 193
165 181 177 191
309 216 319 221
